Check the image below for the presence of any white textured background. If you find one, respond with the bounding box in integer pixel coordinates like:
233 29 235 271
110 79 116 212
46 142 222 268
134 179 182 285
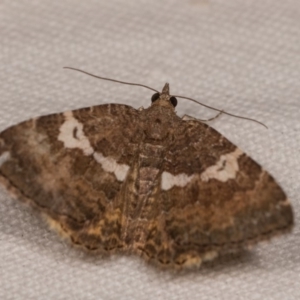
0 1 299 299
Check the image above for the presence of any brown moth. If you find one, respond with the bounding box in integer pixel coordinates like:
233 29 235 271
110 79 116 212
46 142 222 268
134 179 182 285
0 76 293 268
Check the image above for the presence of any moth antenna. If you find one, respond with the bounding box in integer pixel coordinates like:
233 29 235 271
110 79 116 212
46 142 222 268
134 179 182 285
63 67 159 93
64 67 267 129
174 95 268 129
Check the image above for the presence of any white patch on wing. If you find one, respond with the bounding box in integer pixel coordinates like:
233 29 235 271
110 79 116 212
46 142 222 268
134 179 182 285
161 171 194 191
58 111 94 156
93 152 129 181
0 151 10 167
58 111 129 181
200 148 243 182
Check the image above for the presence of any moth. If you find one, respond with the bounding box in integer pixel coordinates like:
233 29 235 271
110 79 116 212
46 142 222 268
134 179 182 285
0 68 293 268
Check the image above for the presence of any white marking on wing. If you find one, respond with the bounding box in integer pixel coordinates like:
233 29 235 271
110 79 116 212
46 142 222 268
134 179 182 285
0 151 10 167
200 148 243 182
93 152 129 181
58 111 94 156
58 111 129 181
161 171 194 191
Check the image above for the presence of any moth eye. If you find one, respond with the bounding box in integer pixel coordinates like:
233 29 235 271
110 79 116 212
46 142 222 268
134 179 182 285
151 92 160 103
170 96 177 107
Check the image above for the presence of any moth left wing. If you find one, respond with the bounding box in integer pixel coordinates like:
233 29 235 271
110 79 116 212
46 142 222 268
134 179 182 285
0 104 140 251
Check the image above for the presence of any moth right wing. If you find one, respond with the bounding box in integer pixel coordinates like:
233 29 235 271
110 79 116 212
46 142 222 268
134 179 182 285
137 119 293 267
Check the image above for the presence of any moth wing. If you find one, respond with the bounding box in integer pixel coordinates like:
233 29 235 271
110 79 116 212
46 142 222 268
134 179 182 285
0 104 140 251
139 120 293 267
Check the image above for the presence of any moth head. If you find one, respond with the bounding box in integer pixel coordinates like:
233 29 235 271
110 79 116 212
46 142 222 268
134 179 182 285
151 83 178 108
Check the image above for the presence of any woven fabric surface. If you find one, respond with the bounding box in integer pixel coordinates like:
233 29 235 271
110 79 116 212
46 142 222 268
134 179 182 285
0 1 299 299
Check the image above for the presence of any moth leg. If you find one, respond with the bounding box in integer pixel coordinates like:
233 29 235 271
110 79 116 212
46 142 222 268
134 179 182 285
182 111 223 122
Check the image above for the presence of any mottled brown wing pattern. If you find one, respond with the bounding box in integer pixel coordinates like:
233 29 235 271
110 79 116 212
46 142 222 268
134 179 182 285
0 82 293 269
0 104 140 252
137 119 293 267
